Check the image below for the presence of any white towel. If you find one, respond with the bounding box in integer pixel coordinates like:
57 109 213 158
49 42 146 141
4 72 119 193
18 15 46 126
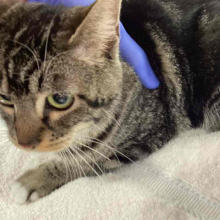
1 116 220 220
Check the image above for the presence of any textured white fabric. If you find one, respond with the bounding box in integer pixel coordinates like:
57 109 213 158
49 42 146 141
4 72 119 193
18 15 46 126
1 116 220 220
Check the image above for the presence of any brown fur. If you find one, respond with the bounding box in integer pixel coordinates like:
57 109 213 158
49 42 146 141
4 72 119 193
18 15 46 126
2 0 220 204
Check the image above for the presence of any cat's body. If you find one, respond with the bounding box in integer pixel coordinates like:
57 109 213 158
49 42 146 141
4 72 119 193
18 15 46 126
119 0 220 154
122 0 220 130
0 0 219 204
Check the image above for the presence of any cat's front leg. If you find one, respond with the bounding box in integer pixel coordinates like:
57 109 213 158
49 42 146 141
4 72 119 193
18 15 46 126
10 160 71 204
10 158 122 204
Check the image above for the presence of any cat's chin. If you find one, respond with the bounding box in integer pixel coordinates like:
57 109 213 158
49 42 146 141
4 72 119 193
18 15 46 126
15 144 64 153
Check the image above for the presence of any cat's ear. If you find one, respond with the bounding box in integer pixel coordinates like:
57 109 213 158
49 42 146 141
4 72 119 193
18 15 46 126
69 0 122 63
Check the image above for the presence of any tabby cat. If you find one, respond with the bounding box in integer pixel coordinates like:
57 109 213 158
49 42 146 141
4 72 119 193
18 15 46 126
0 0 219 204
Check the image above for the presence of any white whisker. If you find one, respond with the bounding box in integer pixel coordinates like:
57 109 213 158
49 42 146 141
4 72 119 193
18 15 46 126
91 120 108 135
94 138 134 163
59 151 70 183
70 146 102 179
44 50 74 78
73 146 104 175
66 148 81 179
78 137 134 164
103 109 122 128
9 39 40 72
43 19 54 73
91 139 121 164
65 149 76 181
80 137 121 164
75 146 105 175
73 140 111 161
66 148 87 178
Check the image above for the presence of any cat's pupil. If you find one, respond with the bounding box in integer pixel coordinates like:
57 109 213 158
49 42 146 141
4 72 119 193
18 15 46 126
53 94 68 104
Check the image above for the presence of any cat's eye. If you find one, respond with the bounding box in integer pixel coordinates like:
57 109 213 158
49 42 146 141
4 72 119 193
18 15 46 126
0 94 14 107
47 94 74 110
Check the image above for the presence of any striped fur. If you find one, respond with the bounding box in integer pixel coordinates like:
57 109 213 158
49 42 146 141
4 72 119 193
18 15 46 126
1 0 220 203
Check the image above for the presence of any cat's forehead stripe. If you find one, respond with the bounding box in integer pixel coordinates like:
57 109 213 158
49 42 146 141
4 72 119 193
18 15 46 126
0 4 64 96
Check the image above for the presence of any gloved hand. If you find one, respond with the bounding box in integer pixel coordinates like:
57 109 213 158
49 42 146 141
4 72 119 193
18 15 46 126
28 0 160 89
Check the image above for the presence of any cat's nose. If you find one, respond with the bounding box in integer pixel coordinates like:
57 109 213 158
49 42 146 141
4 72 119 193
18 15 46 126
18 141 39 149
19 144 34 149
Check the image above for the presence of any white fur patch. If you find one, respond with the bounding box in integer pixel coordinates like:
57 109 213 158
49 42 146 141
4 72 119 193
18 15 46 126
10 181 39 204
10 182 28 204
29 192 39 202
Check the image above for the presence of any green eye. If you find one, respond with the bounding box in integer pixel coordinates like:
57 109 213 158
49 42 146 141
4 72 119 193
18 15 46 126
47 94 74 109
0 94 13 107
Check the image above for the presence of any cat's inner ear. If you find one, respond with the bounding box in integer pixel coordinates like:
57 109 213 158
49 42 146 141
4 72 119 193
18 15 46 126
68 0 122 63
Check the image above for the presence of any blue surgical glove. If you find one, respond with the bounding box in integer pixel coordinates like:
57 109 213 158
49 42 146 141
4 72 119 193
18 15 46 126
28 0 160 89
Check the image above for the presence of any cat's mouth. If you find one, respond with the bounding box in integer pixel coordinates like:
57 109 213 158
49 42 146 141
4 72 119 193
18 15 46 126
10 137 65 152
9 120 105 152
8 131 71 152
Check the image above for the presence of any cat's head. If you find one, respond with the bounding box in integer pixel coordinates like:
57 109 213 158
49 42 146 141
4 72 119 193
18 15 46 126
0 0 123 152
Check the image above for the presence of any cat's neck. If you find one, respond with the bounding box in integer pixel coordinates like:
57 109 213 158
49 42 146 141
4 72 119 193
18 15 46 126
121 61 141 90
